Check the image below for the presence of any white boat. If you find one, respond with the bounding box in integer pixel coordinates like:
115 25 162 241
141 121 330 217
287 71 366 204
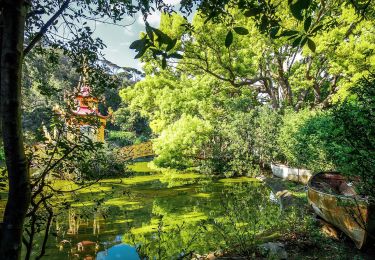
271 163 312 184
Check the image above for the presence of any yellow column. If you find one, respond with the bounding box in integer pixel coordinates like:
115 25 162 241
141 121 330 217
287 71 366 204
97 118 106 142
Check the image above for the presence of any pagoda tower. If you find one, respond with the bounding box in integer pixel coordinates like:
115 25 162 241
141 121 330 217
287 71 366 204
71 81 108 142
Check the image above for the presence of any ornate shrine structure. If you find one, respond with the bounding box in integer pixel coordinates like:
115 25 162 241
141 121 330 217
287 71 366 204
71 83 108 142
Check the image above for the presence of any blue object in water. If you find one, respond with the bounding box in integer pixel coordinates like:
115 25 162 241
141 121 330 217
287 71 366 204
96 243 140 260
114 235 122 243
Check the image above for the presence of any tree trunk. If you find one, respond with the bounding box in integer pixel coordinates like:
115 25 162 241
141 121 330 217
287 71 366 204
312 83 321 104
0 3 3 137
263 77 278 109
276 55 293 106
0 0 31 259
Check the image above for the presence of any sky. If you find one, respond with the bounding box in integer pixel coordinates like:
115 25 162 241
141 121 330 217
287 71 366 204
91 0 183 71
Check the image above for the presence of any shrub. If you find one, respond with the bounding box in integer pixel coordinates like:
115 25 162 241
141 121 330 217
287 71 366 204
277 109 343 172
199 111 258 176
78 146 127 179
332 76 375 197
151 107 281 176
197 107 281 176
276 76 375 197
152 114 213 169
252 106 282 166
107 130 137 146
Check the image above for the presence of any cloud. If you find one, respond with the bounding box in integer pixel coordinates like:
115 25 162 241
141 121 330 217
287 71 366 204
107 48 119 53
119 41 131 46
137 12 161 27
164 0 180 5
124 28 135 36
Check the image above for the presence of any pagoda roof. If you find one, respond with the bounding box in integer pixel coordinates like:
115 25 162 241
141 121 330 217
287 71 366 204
80 85 92 97
72 107 108 119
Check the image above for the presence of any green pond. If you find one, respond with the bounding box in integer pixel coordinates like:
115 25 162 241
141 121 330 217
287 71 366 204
22 161 282 259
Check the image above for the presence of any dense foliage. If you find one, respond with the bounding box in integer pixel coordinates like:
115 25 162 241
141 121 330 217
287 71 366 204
122 3 375 187
1 0 374 258
274 76 375 196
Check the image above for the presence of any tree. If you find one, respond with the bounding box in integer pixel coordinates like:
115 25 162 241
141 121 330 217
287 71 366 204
96 62 152 147
1 2 31 258
123 3 374 173
138 4 374 110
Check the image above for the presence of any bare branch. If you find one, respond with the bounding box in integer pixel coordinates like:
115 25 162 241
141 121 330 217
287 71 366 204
36 199 53 260
24 0 71 56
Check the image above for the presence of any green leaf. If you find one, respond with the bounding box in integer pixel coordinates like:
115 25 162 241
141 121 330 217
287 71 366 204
292 36 302 47
166 38 177 52
225 30 233 48
233 27 249 35
304 16 312 32
150 48 164 58
300 36 308 47
260 15 268 32
289 0 311 21
129 38 146 50
134 46 148 59
161 56 167 69
290 5 303 21
299 0 311 10
279 30 299 37
153 28 172 46
307 38 316 52
168 52 183 59
287 34 299 40
244 8 261 17
270 26 280 38
310 24 324 34
204 11 218 24
145 23 154 42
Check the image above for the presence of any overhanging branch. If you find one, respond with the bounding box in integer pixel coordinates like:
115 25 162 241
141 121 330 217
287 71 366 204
23 0 70 56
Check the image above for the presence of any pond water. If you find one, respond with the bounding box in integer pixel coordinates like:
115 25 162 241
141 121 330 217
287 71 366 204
26 161 282 259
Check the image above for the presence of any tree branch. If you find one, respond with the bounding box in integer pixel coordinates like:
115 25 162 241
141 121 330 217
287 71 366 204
23 0 70 56
36 199 53 260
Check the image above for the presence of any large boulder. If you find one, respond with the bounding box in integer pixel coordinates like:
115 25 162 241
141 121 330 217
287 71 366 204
259 242 288 259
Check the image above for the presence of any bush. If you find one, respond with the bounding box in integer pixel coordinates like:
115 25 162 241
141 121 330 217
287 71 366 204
199 107 281 176
199 111 258 176
332 76 375 197
77 146 127 179
276 76 375 197
152 114 213 169
53 143 127 180
252 106 282 166
277 109 343 172
107 130 137 146
149 107 281 176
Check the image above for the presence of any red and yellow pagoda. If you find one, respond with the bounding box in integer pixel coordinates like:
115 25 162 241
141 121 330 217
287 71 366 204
71 84 108 142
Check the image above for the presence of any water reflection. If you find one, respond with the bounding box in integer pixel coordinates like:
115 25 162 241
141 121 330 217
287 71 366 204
67 209 81 235
37 162 280 259
96 243 140 260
